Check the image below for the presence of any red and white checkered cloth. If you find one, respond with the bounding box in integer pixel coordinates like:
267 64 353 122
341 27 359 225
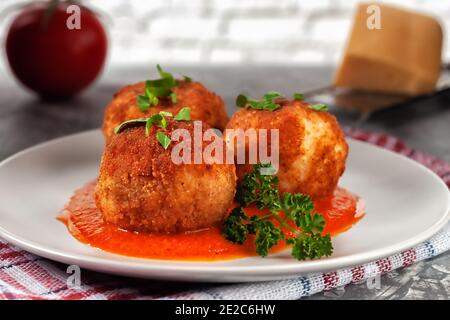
1 128 449 300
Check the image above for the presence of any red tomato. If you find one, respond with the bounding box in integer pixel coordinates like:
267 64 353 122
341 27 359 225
6 1 107 100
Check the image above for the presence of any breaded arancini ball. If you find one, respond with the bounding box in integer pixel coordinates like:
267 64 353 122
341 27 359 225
95 119 236 233
102 81 229 144
226 99 348 199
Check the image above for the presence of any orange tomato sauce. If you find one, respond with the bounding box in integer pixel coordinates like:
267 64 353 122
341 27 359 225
58 181 364 261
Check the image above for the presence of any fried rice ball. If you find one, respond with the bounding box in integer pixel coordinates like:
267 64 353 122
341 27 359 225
95 120 236 233
102 80 229 144
225 99 348 199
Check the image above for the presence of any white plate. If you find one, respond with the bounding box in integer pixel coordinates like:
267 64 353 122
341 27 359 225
0 130 449 282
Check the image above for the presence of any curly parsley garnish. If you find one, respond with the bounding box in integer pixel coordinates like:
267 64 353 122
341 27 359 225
114 107 191 149
236 91 282 111
223 163 333 260
137 65 192 112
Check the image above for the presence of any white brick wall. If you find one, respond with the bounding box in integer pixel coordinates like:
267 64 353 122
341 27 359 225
0 0 449 69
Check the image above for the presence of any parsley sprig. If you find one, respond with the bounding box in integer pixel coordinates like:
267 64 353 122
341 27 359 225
236 91 282 111
137 65 192 112
223 163 333 260
236 92 328 113
114 107 191 149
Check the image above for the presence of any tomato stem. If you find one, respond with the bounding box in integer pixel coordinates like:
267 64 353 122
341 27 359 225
40 0 60 29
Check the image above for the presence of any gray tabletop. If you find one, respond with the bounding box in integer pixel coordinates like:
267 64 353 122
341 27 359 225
1 65 449 299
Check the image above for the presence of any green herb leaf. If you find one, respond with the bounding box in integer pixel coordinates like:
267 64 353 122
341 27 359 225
174 107 191 121
145 78 175 97
157 64 173 80
297 212 326 235
263 91 281 100
236 163 280 211
281 193 314 227
287 233 332 260
114 118 148 134
149 113 163 124
223 163 333 261
222 208 250 244
236 94 248 108
136 65 179 113
145 118 152 136
137 95 151 112
158 116 167 129
156 131 171 149
310 103 328 112
254 219 284 257
293 93 304 101
236 92 282 111
159 111 173 117
183 75 193 83
170 92 178 103
115 112 171 136
145 114 162 135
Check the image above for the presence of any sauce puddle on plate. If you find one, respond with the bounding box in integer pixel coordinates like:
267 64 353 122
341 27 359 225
58 181 364 261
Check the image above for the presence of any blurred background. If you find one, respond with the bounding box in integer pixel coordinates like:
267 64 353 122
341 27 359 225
1 0 449 70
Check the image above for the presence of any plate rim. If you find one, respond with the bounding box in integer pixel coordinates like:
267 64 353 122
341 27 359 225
0 130 449 281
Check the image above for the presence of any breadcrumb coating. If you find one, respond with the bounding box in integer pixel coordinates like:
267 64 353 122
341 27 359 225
225 99 348 199
102 81 229 144
95 120 236 233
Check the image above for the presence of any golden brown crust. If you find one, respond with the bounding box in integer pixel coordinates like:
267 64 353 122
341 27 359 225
95 120 236 233
225 100 348 199
102 81 229 144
